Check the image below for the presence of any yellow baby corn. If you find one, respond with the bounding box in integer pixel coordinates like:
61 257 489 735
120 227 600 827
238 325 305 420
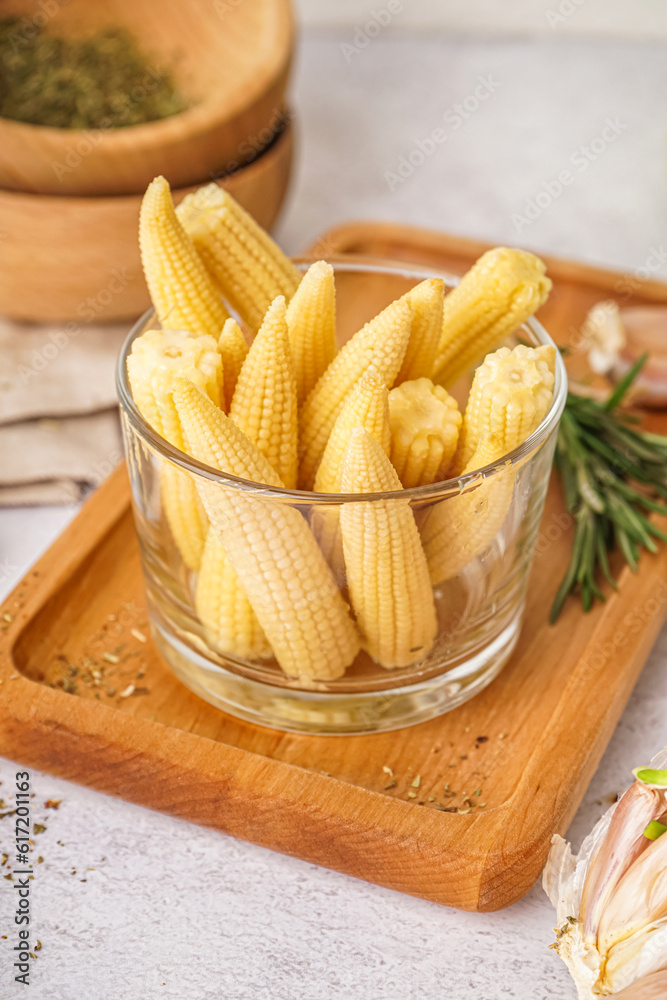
158 463 209 571
195 528 271 661
217 318 248 412
340 428 437 668
312 371 390 578
169 377 360 681
139 176 229 339
127 329 222 570
388 378 461 488
314 371 391 493
176 183 300 330
396 278 445 384
422 348 555 584
454 344 556 474
229 296 298 488
431 247 552 386
422 435 518 585
286 260 337 404
128 329 223 426
298 296 413 489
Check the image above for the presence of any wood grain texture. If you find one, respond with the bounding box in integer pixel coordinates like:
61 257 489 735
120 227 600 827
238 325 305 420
0 118 294 323
0 0 294 196
1 225 666 912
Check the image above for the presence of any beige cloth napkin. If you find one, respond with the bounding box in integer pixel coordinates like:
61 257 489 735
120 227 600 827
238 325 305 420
0 317 129 506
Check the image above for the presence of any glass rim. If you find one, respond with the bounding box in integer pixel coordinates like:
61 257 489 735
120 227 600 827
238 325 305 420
116 256 568 504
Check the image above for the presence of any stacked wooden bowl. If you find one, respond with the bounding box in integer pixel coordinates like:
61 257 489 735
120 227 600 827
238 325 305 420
0 0 295 322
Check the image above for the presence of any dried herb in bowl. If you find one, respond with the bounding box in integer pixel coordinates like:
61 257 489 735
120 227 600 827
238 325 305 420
0 20 186 129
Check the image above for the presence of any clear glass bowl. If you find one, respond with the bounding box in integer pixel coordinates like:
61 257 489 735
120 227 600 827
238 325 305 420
117 258 567 734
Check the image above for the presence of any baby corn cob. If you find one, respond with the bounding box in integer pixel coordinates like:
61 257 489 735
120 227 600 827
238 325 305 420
340 428 437 668
422 435 517 585
139 176 229 339
195 528 271 660
176 183 300 330
314 371 391 493
298 296 413 489
229 296 298 488
158 463 209 571
128 329 223 430
286 260 337 404
454 344 556 474
388 378 461 488
217 318 248 412
127 329 222 569
396 278 445 384
169 377 360 681
312 371 390 577
423 346 555 583
431 247 552 386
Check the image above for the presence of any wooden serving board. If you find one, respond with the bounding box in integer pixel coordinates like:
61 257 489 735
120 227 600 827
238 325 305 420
2 224 667 913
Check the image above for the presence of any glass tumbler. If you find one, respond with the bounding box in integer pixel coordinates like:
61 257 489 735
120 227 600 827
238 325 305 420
117 259 567 734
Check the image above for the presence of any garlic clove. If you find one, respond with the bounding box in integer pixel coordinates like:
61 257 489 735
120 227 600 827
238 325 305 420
604 919 667 994
579 779 666 944
597 826 667 956
612 306 667 408
580 300 626 375
613 970 667 998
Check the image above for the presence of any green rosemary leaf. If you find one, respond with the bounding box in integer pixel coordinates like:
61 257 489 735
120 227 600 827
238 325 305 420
603 353 649 411
615 524 640 572
595 530 618 590
646 520 667 545
550 548 580 623
611 477 667 515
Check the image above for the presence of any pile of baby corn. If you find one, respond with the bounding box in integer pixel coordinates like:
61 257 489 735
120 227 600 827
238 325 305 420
127 176 556 682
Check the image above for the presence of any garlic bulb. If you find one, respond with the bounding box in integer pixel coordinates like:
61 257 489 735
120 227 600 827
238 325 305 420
543 755 667 998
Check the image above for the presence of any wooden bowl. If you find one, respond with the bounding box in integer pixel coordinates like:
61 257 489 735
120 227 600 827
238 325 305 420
0 117 295 323
0 0 294 196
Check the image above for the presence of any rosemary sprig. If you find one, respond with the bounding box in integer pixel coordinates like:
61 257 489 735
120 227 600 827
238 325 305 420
550 354 667 622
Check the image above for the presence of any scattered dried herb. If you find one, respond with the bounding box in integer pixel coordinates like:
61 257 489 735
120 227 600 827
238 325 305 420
0 20 187 129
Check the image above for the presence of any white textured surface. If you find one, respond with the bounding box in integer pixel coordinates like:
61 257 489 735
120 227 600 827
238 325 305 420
294 0 667 40
1 30 667 1000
